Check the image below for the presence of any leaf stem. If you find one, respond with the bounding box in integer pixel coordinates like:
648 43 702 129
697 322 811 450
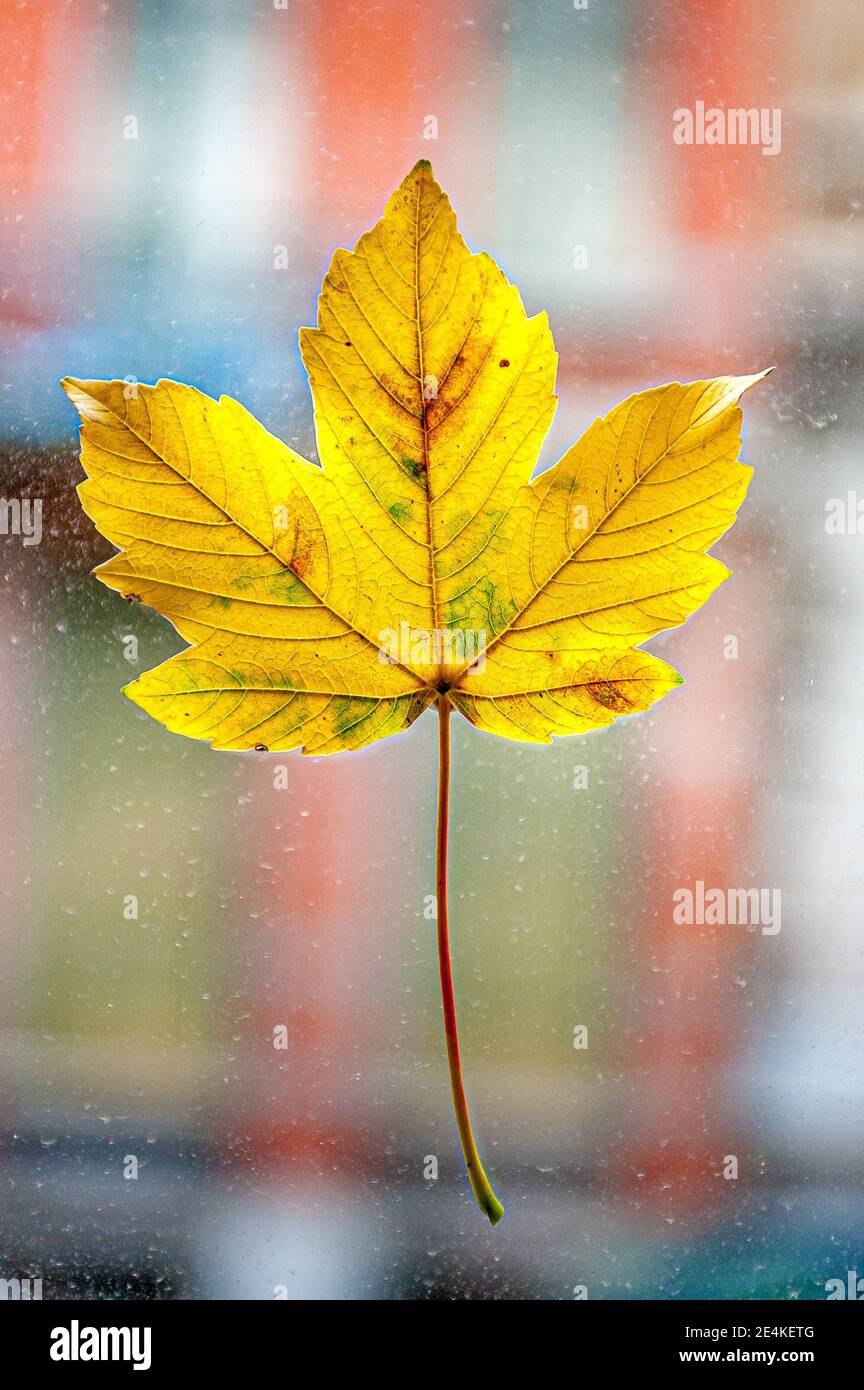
435 695 505 1225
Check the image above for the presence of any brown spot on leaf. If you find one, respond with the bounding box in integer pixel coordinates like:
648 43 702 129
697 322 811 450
290 542 313 579
587 680 632 712
499 359 510 368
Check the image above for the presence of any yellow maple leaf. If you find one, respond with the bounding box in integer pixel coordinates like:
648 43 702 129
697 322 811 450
62 161 768 1225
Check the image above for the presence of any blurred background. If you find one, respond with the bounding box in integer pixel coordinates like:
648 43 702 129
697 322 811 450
1 0 863 1299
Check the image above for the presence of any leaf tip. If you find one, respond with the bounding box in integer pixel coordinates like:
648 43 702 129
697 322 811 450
404 158 435 189
61 375 88 411
120 677 147 707
742 365 775 393
60 376 116 424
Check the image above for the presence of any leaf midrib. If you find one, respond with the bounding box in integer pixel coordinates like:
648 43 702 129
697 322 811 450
413 165 442 666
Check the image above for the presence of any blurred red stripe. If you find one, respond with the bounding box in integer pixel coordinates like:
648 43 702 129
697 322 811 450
660 0 788 241
617 540 773 1220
